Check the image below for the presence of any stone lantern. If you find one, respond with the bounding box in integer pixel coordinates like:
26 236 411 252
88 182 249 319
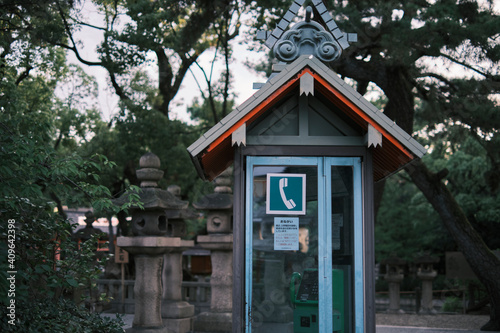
114 153 194 333
382 256 406 313
415 254 439 314
74 211 103 240
73 211 106 254
192 167 233 332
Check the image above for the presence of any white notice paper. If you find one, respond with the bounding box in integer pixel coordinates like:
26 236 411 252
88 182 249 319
274 217 299 251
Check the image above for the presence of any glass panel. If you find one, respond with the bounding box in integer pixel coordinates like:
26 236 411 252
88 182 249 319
251 165 318 333
331 166 354 333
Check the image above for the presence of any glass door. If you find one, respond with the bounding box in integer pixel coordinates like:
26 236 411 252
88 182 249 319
325 158 364 333
245 157 363 333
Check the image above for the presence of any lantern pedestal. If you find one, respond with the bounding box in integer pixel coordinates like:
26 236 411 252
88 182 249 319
118 237 179 333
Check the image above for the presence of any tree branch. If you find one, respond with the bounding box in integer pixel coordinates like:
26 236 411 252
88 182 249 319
171 55 197 106
49 192 68 221
417 72 459 91
192 59 218 123
332 56 388 91
156 48 174 117
188 66 207 101
221 6 237 120
15 65 33 85
73 20 106 31
54 42 103 67
55 3 103 67
439 52 494 79
406 159 500 330
108 70 130 102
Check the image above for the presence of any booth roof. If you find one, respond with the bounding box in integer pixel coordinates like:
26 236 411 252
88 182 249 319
187 55 426 182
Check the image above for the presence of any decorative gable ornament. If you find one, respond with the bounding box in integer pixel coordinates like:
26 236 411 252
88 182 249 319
257 0 357 64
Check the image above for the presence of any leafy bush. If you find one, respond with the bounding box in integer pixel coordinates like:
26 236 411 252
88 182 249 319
0 298 124 332
442 296 463 313
0 46 137 332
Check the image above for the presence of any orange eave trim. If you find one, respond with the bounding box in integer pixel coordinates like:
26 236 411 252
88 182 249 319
207 67 413 160
312 71 413 160
207 69 310 153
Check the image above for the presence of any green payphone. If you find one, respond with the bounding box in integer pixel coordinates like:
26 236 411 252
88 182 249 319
290 269 344 333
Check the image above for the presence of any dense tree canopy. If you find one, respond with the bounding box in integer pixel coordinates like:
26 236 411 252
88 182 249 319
0 5 130 327
1 0 499 330
376 134 500 261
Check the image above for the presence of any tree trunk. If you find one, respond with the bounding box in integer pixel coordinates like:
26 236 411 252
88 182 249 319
379 66 500 330
407 160 500 331
333 48 500 331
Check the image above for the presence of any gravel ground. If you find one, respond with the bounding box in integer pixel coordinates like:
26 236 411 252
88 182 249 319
103 313 494 331
376 313 491 330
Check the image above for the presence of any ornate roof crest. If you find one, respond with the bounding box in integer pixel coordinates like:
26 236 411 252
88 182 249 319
257 0 357 64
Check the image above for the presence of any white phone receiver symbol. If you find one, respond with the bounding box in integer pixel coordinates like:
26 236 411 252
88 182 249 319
279 178 296 209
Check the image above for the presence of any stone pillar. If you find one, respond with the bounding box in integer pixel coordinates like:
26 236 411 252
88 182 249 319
415 255 439 314
131 249 166 329
161 210 195 333
193 168 234 332
162 250 195 332
161 184 196 333
382 256 406 314
114 153 194 333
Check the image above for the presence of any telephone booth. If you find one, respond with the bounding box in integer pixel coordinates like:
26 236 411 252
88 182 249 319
187 2 425 332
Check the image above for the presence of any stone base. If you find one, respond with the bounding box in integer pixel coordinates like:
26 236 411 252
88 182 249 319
193 312 232 332
197 234 233 250
126 326 171 333
419 307 437 315
117 236 183 255
162 301 195 318
163 317 194 333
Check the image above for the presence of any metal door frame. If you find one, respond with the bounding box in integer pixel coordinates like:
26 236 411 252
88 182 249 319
245 156 363 332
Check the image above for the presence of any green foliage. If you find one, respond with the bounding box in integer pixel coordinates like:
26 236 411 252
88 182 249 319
185 217 208 240
0 15 126 330
295 0 500 268
0 297 124 332
0 1 73 53
442 296 463 313
87 0 243 117
376 174 454 261
188 97 235 128
81 96 211 204
0 101 125 328
4 0 242 235
377 133 500 260
1 3 497 327
425 135 500 250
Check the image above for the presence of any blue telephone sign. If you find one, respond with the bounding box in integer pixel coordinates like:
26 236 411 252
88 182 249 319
266 173 306 215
